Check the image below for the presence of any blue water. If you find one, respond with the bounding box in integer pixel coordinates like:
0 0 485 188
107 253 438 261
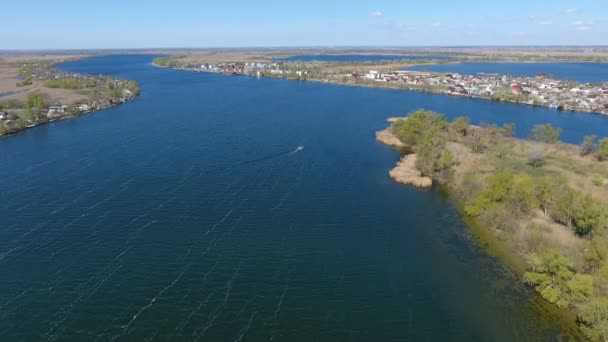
406 62 608 83
1 55 603 341
277 54 451 63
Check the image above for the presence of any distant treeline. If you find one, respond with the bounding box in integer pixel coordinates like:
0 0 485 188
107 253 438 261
44 78 97 89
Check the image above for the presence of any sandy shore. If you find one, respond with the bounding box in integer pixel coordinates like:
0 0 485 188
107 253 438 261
375 122 432 188
389 155 433 188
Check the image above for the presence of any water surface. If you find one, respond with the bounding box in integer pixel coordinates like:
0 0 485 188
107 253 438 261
406 61 608 83
1 55 604 341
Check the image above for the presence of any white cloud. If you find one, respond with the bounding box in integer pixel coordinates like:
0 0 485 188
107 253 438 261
562 8 578 14
539 20 552 25
572 20 594 31
528 15 537 21
370 11 383 17
431 22 441 27
509 31 528 37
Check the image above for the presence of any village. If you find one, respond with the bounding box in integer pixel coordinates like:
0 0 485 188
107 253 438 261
0 61 140 136
181 61 310 79
163 56 608 115
352 69 608 114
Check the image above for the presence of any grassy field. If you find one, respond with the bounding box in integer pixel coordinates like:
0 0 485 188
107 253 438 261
0 55 88 104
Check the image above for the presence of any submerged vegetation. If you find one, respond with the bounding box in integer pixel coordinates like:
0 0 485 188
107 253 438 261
388 109 608 340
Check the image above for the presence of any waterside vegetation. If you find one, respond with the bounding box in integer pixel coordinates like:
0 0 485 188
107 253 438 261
381 109 608 340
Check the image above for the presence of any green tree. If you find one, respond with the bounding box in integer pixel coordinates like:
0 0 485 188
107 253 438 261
44 78 96 89
0 123 8 135
25 94 44 109
581 135 598 156
126 80 141 96
573 195 608 236
523 249 576 308
529 124 562 144
452 116 470 136
597 138 608 161
549 185 578 228
470 135 487 154
465 172 514 216
391 109 447 145
501 123 516 137
579 298 608 341
495 143 511 160
510 173 538 213
415 128 453 179
12 117 26 130
536 177 562 217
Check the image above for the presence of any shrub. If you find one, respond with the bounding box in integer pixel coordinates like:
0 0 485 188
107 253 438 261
495 144 511 160
581 135 598 156
523 249 578 308
25 94 44 109
470 135 487 154
529 124 562 143
391 109 447 145
465 172 514 216
579 298 608 341
510 173 539 213
597 138 608 161
573 195 608 236
452 116 470 136
415 128 453 179
528 147 545 168
501 123 516 137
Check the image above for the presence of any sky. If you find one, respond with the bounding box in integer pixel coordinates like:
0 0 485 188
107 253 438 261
1 0 607 49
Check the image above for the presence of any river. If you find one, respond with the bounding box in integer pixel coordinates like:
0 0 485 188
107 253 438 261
1 55 603 341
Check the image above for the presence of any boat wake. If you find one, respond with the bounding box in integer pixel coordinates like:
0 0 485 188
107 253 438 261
288 146 304 156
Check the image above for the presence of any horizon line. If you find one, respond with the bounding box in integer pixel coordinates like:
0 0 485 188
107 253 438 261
2 45 608 53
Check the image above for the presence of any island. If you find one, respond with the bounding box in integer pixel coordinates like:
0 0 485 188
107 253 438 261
378 109 608 340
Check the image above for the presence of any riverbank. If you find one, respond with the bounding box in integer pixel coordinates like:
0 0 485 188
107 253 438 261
0 58 140 137
379 109 608 340
318 76 608 116
154 57 608 116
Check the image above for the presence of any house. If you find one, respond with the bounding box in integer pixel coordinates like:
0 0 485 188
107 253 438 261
511 84 523 93
365 71 380 80
47 106 62 116
79 104 90 111
0 111 6 120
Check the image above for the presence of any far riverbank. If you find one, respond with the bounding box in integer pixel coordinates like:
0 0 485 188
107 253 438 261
154 59 608 116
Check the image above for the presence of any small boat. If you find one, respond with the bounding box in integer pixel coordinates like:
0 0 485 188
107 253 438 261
296 146 304 150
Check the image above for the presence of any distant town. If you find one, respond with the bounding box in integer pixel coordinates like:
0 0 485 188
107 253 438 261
158 57 608 115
